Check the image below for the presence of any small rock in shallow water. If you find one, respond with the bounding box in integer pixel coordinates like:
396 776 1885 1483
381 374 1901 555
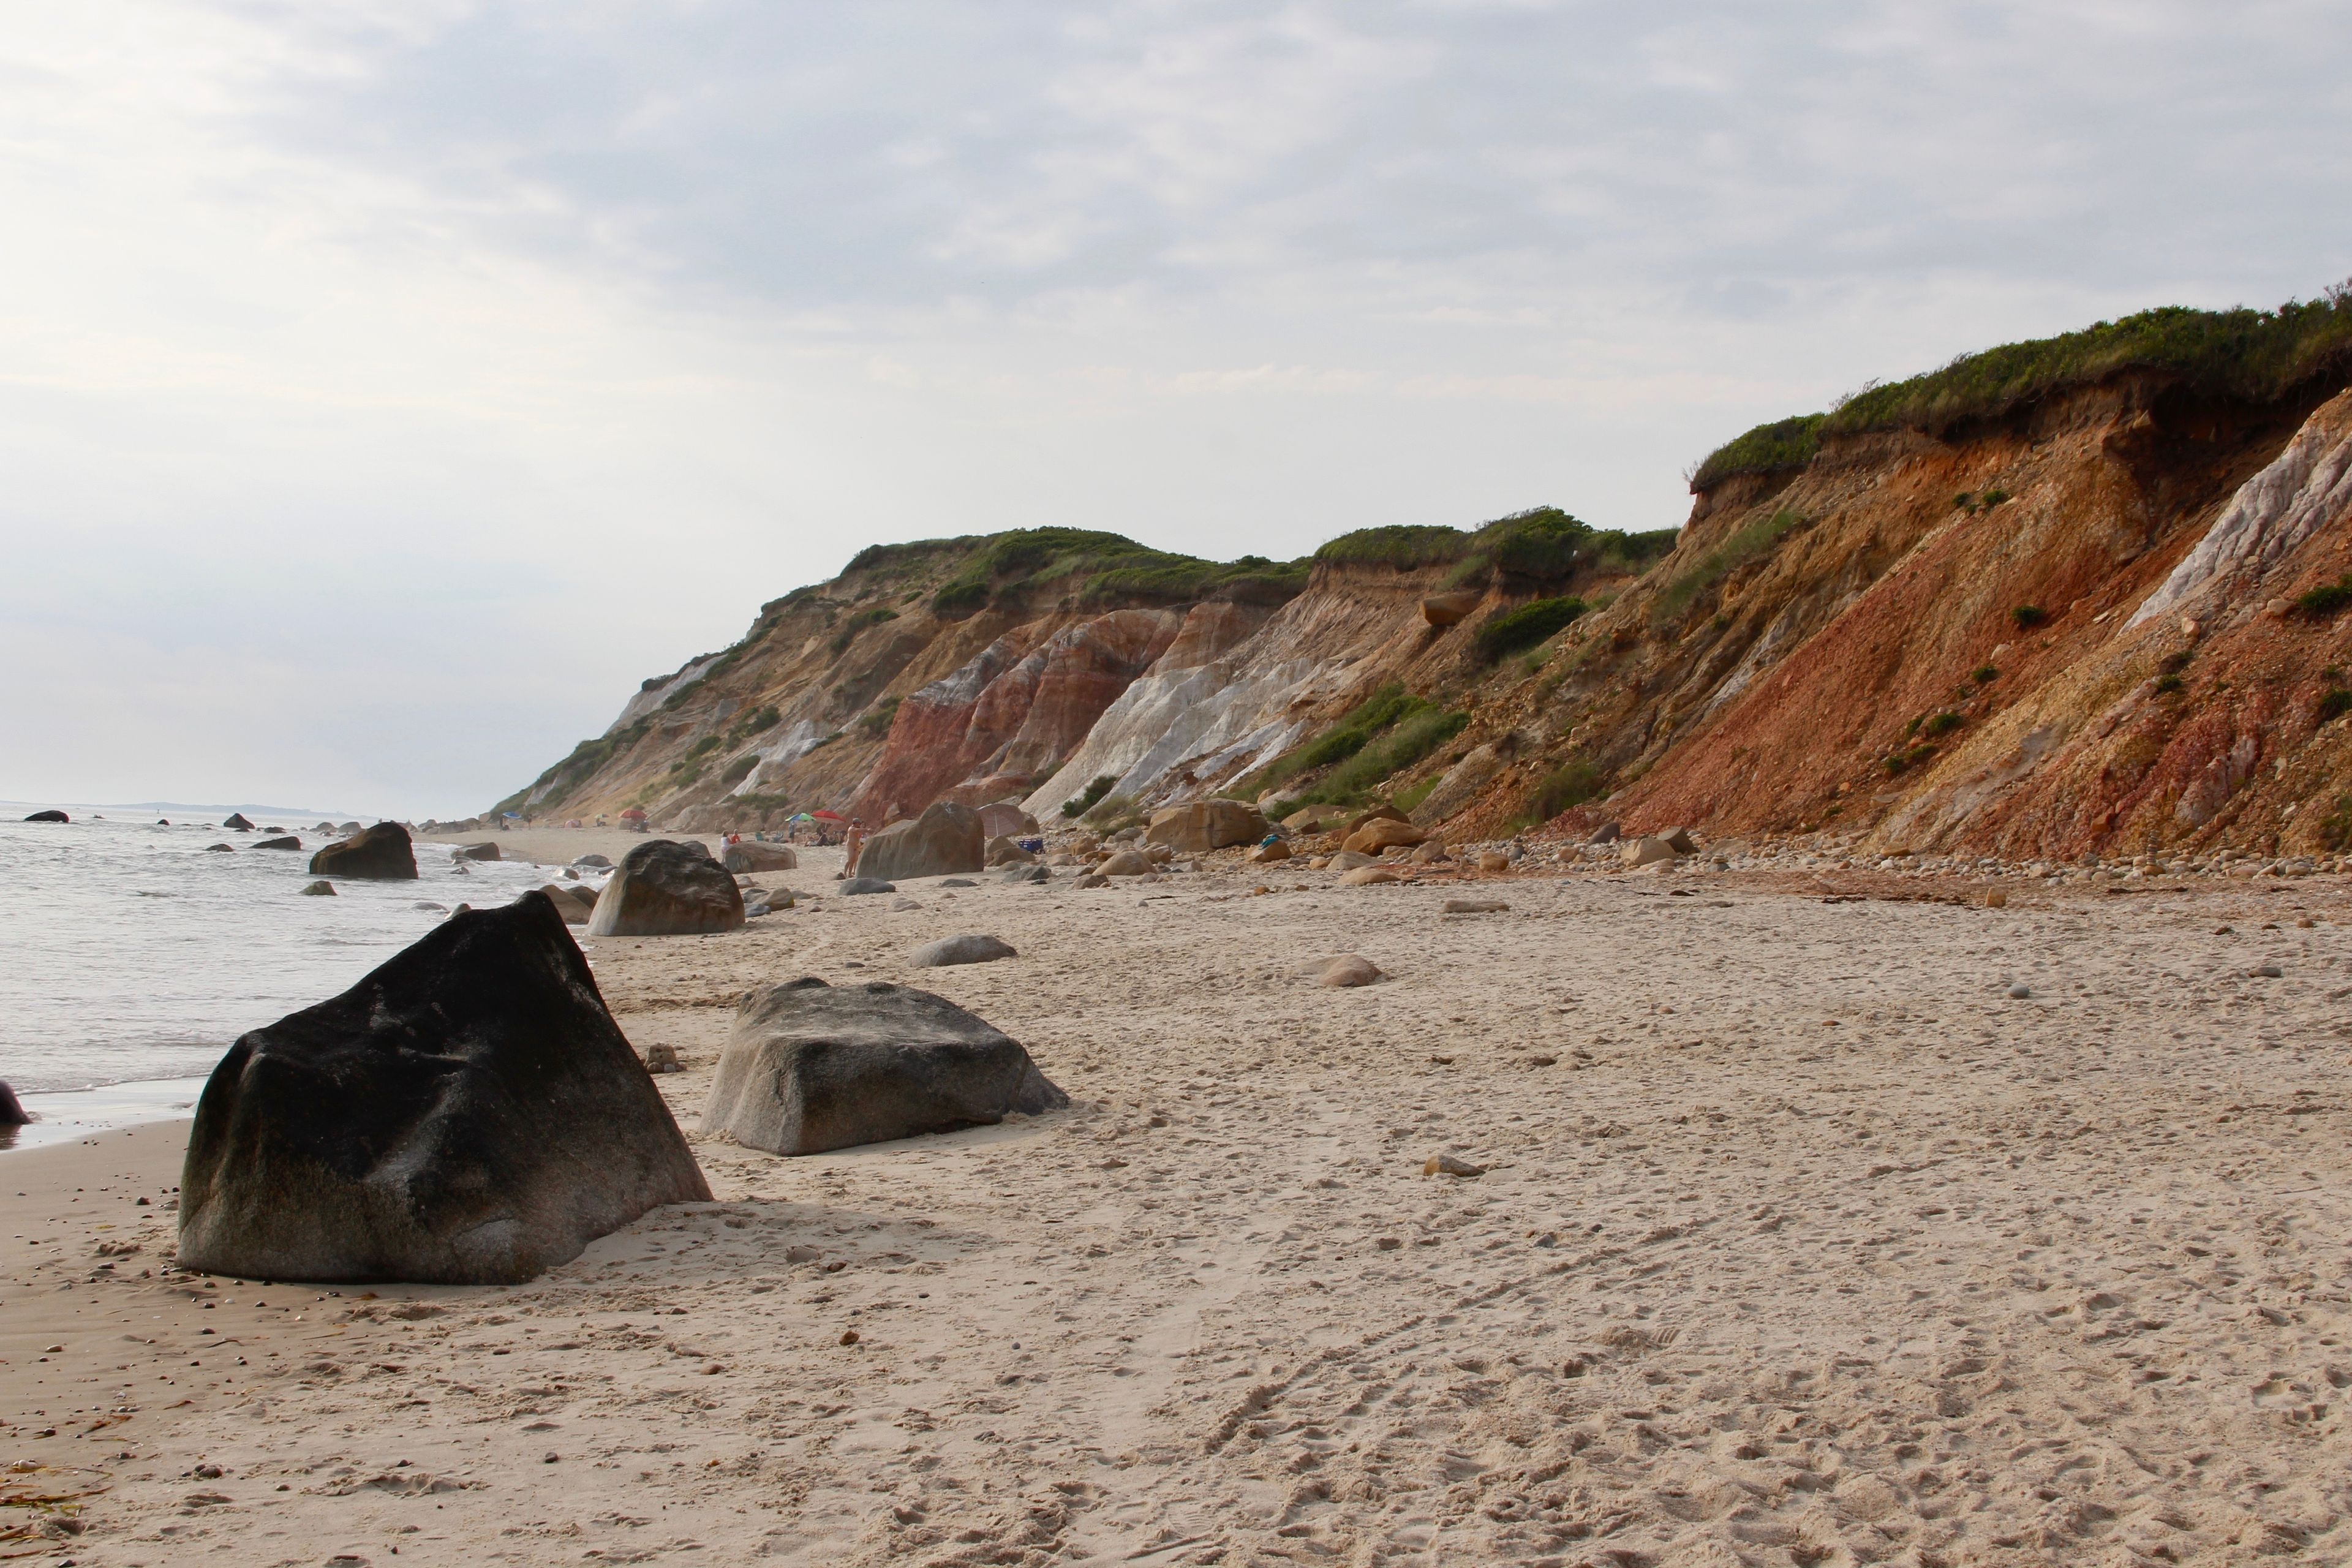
300 880 337 897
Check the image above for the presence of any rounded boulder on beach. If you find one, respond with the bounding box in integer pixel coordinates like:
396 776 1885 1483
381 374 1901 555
586 839 744 937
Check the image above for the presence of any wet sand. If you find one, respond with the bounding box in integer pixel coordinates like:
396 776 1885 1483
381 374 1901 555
4 847 2349 1565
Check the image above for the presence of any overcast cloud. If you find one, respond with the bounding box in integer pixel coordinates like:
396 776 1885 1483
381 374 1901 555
3 1 2348 815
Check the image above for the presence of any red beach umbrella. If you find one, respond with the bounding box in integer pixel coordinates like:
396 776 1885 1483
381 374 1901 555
619 807 648 821
810 809 849 823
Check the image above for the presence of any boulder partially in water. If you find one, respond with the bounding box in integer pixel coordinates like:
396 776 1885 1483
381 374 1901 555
702 978 1066 1156
252 835 302 851
454 842 502 862
0 1080 28 1125
585 839 744 937
222 813 255 832
22 809 67 823
309 823 418 881
176 892 709 1284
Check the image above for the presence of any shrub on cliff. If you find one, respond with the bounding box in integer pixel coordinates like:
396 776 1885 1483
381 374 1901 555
1061 775 1117 818
2296 576 2352 617
1651 510 1806 624
1474 597 1588 661
1316 526 1477 571
1687 414 1826 492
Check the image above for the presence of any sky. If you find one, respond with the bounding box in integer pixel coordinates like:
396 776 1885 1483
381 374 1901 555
3 2 2350 818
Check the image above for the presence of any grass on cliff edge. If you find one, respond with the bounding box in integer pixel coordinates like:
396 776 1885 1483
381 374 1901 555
1689 287 2352 491
905 527 1311 617
1317 508 1675 586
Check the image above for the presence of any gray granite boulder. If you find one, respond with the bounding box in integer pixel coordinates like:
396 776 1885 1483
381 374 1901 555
701 978 1066 1156
856 802 984 882
586 839 744 937
909 933 1017 968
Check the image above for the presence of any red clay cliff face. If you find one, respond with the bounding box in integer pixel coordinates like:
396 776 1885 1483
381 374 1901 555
850 609 1184 821
1507 380 2352 858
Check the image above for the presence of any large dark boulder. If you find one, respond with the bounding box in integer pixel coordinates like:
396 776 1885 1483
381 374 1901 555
454 842 502 862
585 839 744 937
309 822 418 881
177 892 709 1284
856 802 984 882
0 1080 27 1125
222 813 255 832
701 978 1066 1156
22 809 67 823
252 835 302 851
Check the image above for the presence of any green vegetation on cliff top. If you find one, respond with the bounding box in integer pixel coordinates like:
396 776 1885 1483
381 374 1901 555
1316 507 1675 585
841 527 1312 618
1691 290 2352 492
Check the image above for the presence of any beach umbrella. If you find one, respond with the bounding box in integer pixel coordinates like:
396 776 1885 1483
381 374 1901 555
810 809 848 823
619 807 648 821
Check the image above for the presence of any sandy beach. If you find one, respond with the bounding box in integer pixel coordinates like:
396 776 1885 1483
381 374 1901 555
6 845 2350 1566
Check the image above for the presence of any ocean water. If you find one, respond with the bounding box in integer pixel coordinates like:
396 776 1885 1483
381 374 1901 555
0 812 594 1144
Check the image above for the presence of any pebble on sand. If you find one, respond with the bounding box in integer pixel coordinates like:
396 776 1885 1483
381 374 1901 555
1423 1153 1485 1178
1318 955 1383 987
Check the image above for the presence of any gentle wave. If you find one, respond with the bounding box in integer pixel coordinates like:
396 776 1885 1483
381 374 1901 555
0 813 587 1098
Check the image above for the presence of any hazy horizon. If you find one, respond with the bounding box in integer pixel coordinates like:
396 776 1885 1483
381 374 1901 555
6 2 2351 818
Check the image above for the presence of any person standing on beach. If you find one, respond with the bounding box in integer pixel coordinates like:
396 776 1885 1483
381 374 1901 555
843 818 866 877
